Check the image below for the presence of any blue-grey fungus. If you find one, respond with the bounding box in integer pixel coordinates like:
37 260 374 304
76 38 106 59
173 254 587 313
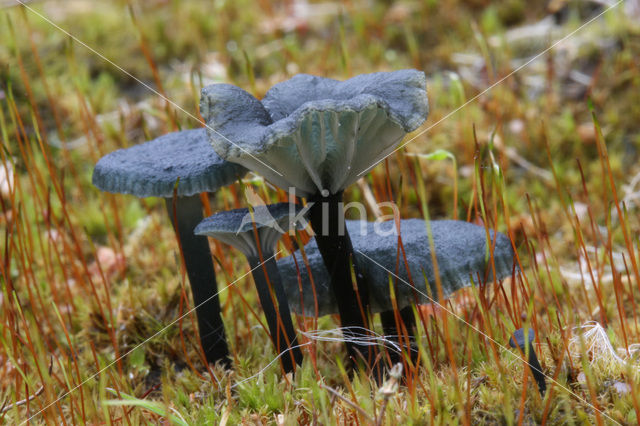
195 203 304 372
92 128 245 198
200 70 428 197
200 70 429 373
93 128 247 367
278 219 514 316
509 328 546 395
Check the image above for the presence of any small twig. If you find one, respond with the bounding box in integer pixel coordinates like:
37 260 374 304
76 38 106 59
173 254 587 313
357 177 382 218
503 146 553 182
320 384 373 423
1 358 52 414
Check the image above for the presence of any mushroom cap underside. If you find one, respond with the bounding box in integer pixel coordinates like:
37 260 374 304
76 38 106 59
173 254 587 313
200 70 429 197
194 202 302 257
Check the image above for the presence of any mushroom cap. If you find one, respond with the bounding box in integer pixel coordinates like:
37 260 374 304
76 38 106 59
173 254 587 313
278 219 515 316
509 328 535 350
92 128 247 198
200 70 429 198
194 202 302 258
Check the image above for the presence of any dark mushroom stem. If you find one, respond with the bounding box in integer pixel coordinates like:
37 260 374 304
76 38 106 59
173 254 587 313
509 328 546 396
307 191 380 377
380 306 417 365
246 255 303 372
165 195 230 367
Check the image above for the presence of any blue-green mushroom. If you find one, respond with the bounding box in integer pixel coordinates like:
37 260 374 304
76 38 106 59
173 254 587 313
93 128 247 367
200 70 429 369
509 328 546 395
278 219 515 362
194 202 304 373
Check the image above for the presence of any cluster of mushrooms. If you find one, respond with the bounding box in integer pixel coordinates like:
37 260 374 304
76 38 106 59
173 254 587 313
92 70 520 381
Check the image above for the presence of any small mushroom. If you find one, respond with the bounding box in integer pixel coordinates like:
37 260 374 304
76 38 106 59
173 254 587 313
278 219 515 361
92 128 247 367
200 70 429 367
194 202 303 372
279 219 514 314
509 328 546 395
